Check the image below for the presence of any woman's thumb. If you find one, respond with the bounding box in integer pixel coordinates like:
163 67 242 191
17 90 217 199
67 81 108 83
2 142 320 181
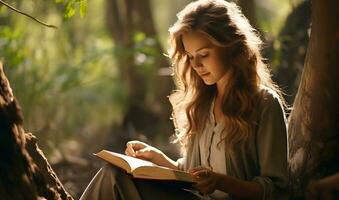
135 149 150 159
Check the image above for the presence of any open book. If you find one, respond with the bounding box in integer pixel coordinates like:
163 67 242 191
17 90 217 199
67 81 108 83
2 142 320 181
95 150 195 183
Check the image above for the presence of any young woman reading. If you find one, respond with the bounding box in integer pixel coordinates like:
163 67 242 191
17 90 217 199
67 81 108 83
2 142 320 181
81 0 288 199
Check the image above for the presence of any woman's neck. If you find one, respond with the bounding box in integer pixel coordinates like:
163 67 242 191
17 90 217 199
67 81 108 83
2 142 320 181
214 73 230 124
216 71 230 97
213 93 224 125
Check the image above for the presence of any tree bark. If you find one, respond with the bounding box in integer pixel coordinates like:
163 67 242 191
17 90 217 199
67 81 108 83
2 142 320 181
0 63 73 200
288 0 339 199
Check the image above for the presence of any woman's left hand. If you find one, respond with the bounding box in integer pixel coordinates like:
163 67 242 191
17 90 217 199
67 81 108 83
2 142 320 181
189 166 219 194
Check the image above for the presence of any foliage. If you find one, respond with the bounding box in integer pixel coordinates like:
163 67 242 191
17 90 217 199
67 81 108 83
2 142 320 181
55 0 87 18
0 0 124 159
255 0 307 73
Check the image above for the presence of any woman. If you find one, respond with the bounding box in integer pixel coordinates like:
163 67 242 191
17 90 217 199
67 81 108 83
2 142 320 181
80 0 288 199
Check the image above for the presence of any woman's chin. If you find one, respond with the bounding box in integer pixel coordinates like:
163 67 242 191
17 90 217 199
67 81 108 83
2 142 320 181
202 79 215 85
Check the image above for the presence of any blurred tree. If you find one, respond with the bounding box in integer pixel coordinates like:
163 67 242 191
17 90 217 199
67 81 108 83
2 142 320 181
288 0 339 199
0 0 121 154
105 0 174 148
0 1 122 195
273 0 311 105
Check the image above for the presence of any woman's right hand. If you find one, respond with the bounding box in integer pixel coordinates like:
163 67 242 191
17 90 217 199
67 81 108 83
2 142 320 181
125 140 163 163
124 140 178 169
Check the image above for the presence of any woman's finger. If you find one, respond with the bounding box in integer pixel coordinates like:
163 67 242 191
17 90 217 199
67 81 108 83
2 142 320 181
189 166 208 174
195 176 213 187
194 177 216 194
190 167 212 180
135 148 152 160
193 169 211 178
127 140 147 151
125 145 136 157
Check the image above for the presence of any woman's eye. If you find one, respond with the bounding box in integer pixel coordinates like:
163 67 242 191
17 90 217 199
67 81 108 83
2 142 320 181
200 53 209 58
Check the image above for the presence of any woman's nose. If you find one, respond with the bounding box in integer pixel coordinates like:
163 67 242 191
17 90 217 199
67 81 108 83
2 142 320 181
192 56 202 68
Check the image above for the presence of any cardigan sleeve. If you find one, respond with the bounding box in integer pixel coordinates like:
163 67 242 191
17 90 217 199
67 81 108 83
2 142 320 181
252 92 289 200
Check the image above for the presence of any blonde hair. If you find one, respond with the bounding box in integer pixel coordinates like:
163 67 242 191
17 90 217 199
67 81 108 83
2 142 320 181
168 0 284 153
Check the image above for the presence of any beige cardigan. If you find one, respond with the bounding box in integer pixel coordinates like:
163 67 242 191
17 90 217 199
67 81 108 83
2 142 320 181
177 89 289 200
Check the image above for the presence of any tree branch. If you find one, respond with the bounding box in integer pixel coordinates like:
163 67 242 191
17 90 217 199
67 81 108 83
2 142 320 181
0 0 57 29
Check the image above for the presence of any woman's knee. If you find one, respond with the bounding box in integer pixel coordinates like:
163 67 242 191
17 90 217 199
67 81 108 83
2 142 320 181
101 164 131 183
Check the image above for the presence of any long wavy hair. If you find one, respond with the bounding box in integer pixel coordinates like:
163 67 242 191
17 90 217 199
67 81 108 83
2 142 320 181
168 0 285 153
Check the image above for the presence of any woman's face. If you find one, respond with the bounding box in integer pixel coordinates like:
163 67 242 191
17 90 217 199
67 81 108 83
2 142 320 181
182 31 229 87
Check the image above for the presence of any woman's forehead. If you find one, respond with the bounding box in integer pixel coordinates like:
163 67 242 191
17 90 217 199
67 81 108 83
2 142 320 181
182 31 213 54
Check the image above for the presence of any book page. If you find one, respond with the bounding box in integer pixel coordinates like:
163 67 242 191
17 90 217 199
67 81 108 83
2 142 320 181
96 150 157 172
110 152 157 171
133 165 196 182
96 150 196 183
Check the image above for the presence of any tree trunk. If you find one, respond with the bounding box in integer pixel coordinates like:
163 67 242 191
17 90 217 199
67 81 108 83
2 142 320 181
0 63 73 200
105 0 173 144
273 0 311 105
288 0 339 199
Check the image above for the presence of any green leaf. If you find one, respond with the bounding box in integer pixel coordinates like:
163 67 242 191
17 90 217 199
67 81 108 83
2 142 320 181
79 0 87 18
64 0 76 18
134 32 146 43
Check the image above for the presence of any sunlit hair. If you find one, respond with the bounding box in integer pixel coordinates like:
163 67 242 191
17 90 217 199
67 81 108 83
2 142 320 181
168 0 285 153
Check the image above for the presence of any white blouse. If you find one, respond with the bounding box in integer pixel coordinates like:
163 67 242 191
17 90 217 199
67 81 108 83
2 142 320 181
199 100 229 199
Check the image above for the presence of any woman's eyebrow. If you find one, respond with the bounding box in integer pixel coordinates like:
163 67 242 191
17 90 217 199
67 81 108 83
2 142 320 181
185 46 212 55
195 46 211 52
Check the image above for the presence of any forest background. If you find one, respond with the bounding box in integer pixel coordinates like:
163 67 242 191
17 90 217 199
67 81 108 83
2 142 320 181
0 0 311 198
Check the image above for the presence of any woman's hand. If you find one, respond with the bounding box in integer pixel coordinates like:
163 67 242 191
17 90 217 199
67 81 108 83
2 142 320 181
125 140 163 162
125 140 178 169
190 167 264 200
190 166 219 195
